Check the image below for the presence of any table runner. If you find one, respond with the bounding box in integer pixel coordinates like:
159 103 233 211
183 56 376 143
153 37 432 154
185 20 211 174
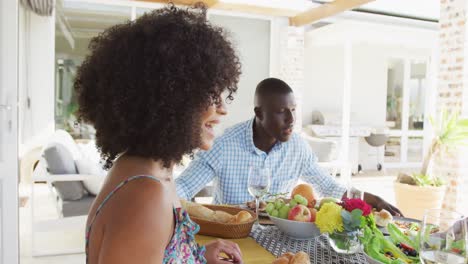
250 225 370 264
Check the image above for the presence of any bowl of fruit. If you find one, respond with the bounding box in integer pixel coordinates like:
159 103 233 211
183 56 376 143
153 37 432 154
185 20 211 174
265 184 321 239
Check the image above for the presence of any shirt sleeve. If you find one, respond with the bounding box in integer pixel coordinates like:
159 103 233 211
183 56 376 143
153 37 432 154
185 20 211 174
175 141 222 200
299 137 346 199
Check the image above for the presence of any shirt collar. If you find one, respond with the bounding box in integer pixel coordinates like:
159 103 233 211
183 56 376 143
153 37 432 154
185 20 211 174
244 117 283 155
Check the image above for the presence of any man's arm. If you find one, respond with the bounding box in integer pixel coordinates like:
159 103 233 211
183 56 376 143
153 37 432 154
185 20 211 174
175 140 224 200
299 137 402 216
175 155 216 200
342 188 403 216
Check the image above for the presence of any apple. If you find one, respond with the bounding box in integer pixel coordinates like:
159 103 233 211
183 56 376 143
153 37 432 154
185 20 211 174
287 204 312 222
309 208 317 222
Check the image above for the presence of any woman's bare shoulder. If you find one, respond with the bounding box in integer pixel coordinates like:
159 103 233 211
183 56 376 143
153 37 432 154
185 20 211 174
96 177 174 263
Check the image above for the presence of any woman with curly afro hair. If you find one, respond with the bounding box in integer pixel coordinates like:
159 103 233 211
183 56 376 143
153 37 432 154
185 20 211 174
77 5 242 264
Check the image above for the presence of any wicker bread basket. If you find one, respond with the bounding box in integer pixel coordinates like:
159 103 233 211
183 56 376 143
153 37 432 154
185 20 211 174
190 205 256 239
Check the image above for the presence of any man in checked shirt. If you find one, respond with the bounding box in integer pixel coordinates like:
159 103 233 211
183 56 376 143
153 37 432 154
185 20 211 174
176 77 402 216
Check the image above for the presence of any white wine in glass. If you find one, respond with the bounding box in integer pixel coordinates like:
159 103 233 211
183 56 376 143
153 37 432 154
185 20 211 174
247 166 271 225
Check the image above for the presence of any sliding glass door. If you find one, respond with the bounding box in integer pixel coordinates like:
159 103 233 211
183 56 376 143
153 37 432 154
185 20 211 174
385 57 430 168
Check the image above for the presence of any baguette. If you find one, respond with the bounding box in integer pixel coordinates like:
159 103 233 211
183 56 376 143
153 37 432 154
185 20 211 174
180 200 252 224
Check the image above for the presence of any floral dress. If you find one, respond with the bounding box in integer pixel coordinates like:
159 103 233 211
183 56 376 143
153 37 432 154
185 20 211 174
85 175 206 264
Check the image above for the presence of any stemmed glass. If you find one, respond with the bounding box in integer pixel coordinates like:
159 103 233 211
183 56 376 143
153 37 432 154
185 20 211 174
419 209 467 264
247 166 271 226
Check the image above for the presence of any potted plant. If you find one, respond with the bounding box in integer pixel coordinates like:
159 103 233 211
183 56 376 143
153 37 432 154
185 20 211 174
394 110 468 219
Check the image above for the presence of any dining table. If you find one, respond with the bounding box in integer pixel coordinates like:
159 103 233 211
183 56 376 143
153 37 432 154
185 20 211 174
196 234 276 263
196 224 373 264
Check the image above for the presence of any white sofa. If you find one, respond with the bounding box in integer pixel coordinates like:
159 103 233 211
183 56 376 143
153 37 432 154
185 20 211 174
31 130 105 256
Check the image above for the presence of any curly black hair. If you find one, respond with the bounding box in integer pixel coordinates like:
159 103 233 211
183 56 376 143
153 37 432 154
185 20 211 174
74 5 241 169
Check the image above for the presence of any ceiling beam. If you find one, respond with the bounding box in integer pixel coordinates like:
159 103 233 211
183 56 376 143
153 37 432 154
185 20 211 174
289 0 374 27
138 0 219 8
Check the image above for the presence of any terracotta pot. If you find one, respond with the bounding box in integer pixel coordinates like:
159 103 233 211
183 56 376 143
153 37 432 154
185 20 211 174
394 182 446 220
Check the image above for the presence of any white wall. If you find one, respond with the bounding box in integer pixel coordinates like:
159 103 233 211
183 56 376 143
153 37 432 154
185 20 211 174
303 44 344 125
208 15 270 132
18 8 55 156
303 21 436 128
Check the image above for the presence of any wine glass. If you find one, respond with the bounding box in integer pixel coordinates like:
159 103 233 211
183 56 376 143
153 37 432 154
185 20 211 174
346 179 364 200
247 166 271 225
420 209 467 264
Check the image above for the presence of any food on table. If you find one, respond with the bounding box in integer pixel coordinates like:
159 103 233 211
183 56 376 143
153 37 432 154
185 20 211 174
266 195 317 221
275 199 286 209
272 256 289 264
291 184 316 208
278 205 291 219
272 251 310 264
289 199 298 208
394 220 423 237
246 200 267 211
271 209 279 217
317 197 340 210
309 208 317 223
387 222 418 250
361 215 420 264
180 200 253 224
229 210 253 223
293 194 308 206
374 209 393 227
266 198 288 217
288 204 312 222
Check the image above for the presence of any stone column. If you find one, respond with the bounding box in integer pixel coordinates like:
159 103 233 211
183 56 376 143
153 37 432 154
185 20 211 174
437 0 468 215
276 23 305 132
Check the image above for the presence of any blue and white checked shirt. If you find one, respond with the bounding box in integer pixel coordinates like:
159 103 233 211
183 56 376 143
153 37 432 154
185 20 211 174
175 118 346 204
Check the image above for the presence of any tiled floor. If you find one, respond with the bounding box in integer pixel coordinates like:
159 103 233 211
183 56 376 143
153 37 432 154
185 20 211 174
19 170 402 263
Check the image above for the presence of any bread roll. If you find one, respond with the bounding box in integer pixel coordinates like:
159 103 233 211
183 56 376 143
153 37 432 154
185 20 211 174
272 257 290 264
229 211 253 224
290 252 310 264
280 252 294 261
374 209 393 227
271 251 310 264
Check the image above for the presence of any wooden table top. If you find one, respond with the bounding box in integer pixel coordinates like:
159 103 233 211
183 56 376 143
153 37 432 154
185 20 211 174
196 235 276 264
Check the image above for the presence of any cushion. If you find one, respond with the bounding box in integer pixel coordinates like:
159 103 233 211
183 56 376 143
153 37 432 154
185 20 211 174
62 195 95 217
48 130 82 160
43 143 87 201
75 158 106 195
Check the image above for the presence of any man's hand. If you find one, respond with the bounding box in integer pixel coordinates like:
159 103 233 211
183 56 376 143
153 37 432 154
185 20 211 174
365 192 403 216
342 190 403 216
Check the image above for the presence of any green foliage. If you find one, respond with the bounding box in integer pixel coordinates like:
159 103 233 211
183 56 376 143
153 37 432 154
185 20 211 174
418 109 468 186
341 209 363 232
411 173 445 187
431 109 468 148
